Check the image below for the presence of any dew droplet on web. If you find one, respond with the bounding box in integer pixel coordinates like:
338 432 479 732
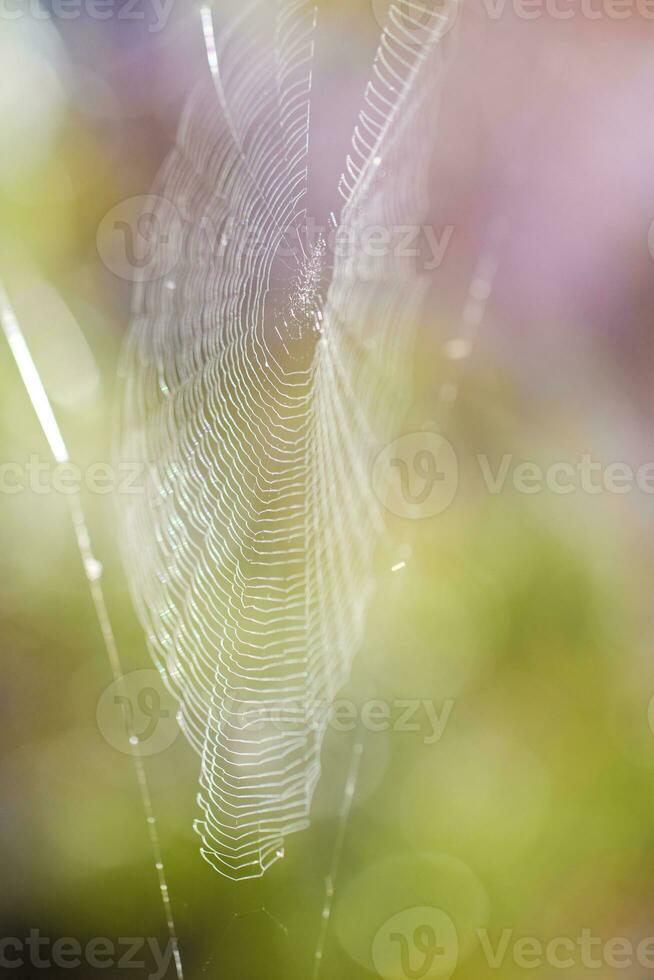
84 557 103 581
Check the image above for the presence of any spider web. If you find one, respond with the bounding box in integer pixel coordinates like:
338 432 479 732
117 0 456 879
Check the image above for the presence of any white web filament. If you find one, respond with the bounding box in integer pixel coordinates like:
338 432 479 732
117 0 457 879
0 283 184 980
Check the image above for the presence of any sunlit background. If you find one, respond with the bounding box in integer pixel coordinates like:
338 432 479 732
3 1 654 978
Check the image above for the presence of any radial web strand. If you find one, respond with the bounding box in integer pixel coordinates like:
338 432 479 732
0 282 184 980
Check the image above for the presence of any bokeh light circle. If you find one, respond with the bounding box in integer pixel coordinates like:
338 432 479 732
335 851 488 974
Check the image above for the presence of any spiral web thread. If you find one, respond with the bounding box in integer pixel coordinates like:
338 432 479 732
117 0 457 879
